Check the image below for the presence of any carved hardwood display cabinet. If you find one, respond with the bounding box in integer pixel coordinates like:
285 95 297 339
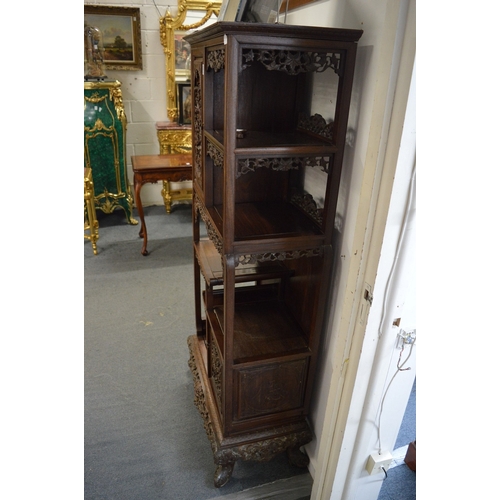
185 22 362 487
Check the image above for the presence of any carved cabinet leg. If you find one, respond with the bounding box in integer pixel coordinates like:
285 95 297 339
214 461 235 488
287 445 310 468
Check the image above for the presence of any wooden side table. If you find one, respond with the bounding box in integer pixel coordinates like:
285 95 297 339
132 154 192 256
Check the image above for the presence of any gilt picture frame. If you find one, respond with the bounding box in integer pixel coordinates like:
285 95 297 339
174 33 191 77
84 5 143 71
177 82 192 125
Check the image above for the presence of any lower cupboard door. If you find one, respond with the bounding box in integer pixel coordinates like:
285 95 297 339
234 358 308 421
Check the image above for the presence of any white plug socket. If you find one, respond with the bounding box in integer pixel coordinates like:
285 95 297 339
366 451 393 475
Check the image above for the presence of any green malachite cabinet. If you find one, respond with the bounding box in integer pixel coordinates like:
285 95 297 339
84 80 137 224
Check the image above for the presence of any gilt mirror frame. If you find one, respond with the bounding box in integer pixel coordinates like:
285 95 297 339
160 0 222 121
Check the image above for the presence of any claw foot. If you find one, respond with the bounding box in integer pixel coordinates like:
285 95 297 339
214 462 235 488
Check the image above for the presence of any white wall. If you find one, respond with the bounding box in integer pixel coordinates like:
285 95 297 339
330 60 416 500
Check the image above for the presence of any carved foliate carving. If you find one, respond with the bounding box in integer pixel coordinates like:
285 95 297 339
242 49 341 76
235 247 324 266
193 68 203 183
237 157 299 177
206 140 224 169
297 113 335 143
210 341 223 411
194 195 223 254
188 340 217 454
218 428 312 463
207 49 225 72
237 155 330 178
291 193 323 225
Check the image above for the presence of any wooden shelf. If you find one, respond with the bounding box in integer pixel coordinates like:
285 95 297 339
208 200 323 242
195 238 294 286
206 129 337 154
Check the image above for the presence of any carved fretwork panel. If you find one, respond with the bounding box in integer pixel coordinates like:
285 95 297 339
195 195 223 254
210 339 223 412
242 49 341 76
193 66 203 185
297 114 336 143
206 139 224 169
207 49 225 72
235 247 324 267
212 426 312 467
188 339 217 455
291 193 323 225
236 155 330 178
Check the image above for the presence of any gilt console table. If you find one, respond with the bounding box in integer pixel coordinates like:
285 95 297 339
156 121 192 154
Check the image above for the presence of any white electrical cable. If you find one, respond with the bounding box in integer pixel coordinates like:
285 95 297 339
375 161 416 454
377 341 414 453
377 162 416 339
151 0 163 18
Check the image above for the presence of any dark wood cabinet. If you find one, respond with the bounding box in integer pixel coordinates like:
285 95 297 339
185 21 362 487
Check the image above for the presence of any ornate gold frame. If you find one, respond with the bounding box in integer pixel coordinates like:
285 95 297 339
160 0 221 121
84 5 143 71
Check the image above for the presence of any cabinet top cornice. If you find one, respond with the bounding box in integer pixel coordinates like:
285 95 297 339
184 21 363 44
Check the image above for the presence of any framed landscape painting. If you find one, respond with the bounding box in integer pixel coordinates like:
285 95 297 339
84 5 143 70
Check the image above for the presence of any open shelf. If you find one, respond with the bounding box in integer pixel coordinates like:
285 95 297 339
195 238 294 286
205 129 338 154
211 298 309 364
208 200 323 243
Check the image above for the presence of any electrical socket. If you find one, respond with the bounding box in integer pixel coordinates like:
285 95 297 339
366 451 393 475
397 329 416 345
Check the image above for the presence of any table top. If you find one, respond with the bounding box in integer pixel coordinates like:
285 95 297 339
155 121 191 131
132 154 192 172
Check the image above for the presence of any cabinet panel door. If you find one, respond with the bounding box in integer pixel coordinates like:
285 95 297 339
234 358 308 420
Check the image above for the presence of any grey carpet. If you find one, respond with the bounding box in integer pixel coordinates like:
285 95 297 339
85 205 310 500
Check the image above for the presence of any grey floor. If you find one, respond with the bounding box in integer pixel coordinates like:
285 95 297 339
85 205 312 500
85 204 415 500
